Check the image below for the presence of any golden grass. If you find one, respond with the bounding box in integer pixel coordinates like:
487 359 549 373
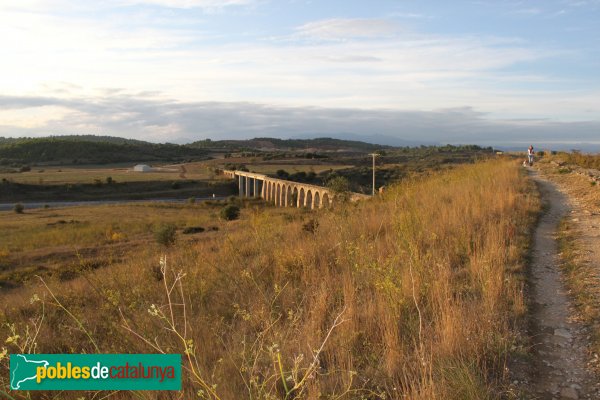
0 202 224 287
557 219 600 354
0 203 218 251
548 152 600 170
0 159 538 399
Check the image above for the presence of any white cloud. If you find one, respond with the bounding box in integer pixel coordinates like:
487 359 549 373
514 8 543 15
0 5 553 114
140 0 249 5
0 2 596 139
561 0 600 6
118 0 256 9
1 95 599 148
552 9 567 16
295 18 402 41
0 106 74 129
389 12 432 19
0 0 256 12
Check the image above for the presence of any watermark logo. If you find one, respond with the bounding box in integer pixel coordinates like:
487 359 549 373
9 354 181 391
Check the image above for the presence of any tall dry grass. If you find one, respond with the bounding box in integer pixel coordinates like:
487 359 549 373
0 160 538 399
550 151 600 170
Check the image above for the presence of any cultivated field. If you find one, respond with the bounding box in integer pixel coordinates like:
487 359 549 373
0 160 354 203
0 164 214 185
0 159 539 399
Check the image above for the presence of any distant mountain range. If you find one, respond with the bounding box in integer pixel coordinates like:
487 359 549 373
187 136 389 152
494 143 600 153
291 132 439 147
0 135 391 165
3 134 592 166
0 136 208 165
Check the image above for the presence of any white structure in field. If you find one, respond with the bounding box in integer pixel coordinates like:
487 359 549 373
133 164 152 172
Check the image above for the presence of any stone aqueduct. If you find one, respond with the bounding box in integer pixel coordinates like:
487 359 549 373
221 169 369 209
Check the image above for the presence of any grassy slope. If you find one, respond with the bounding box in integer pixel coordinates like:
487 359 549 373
0 159 538 399
551 152 600 170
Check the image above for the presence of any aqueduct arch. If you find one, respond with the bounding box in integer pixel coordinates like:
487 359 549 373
221 169 368 210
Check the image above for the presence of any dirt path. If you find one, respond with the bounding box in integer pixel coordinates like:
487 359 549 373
529 170 597 399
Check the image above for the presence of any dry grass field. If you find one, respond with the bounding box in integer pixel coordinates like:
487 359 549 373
0 201 234 288
0 159 539 399
548 152 600 170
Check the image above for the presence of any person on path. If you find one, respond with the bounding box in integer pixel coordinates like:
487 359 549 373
528 145 535 166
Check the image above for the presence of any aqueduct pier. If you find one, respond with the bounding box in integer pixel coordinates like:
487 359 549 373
221 169 369 210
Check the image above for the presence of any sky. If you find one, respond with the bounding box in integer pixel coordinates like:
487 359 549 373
0 0 599 147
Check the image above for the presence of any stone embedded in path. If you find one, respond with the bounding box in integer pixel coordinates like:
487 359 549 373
554 328 573 339
560 386 579 399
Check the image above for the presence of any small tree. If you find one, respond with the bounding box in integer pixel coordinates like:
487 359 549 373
220 205 240 221
327 176 351 203
327 176 350 194
14 203 24 214
154 223 177 246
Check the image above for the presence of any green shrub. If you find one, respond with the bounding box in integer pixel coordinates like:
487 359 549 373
154 223 177 246
14 203 24 214
327 176 351 202
220 205 240 221
326 176 350 193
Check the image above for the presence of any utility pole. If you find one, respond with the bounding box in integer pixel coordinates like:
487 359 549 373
368 153 380 196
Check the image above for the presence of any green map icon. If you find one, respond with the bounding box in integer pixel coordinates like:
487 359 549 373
10 354 49 390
